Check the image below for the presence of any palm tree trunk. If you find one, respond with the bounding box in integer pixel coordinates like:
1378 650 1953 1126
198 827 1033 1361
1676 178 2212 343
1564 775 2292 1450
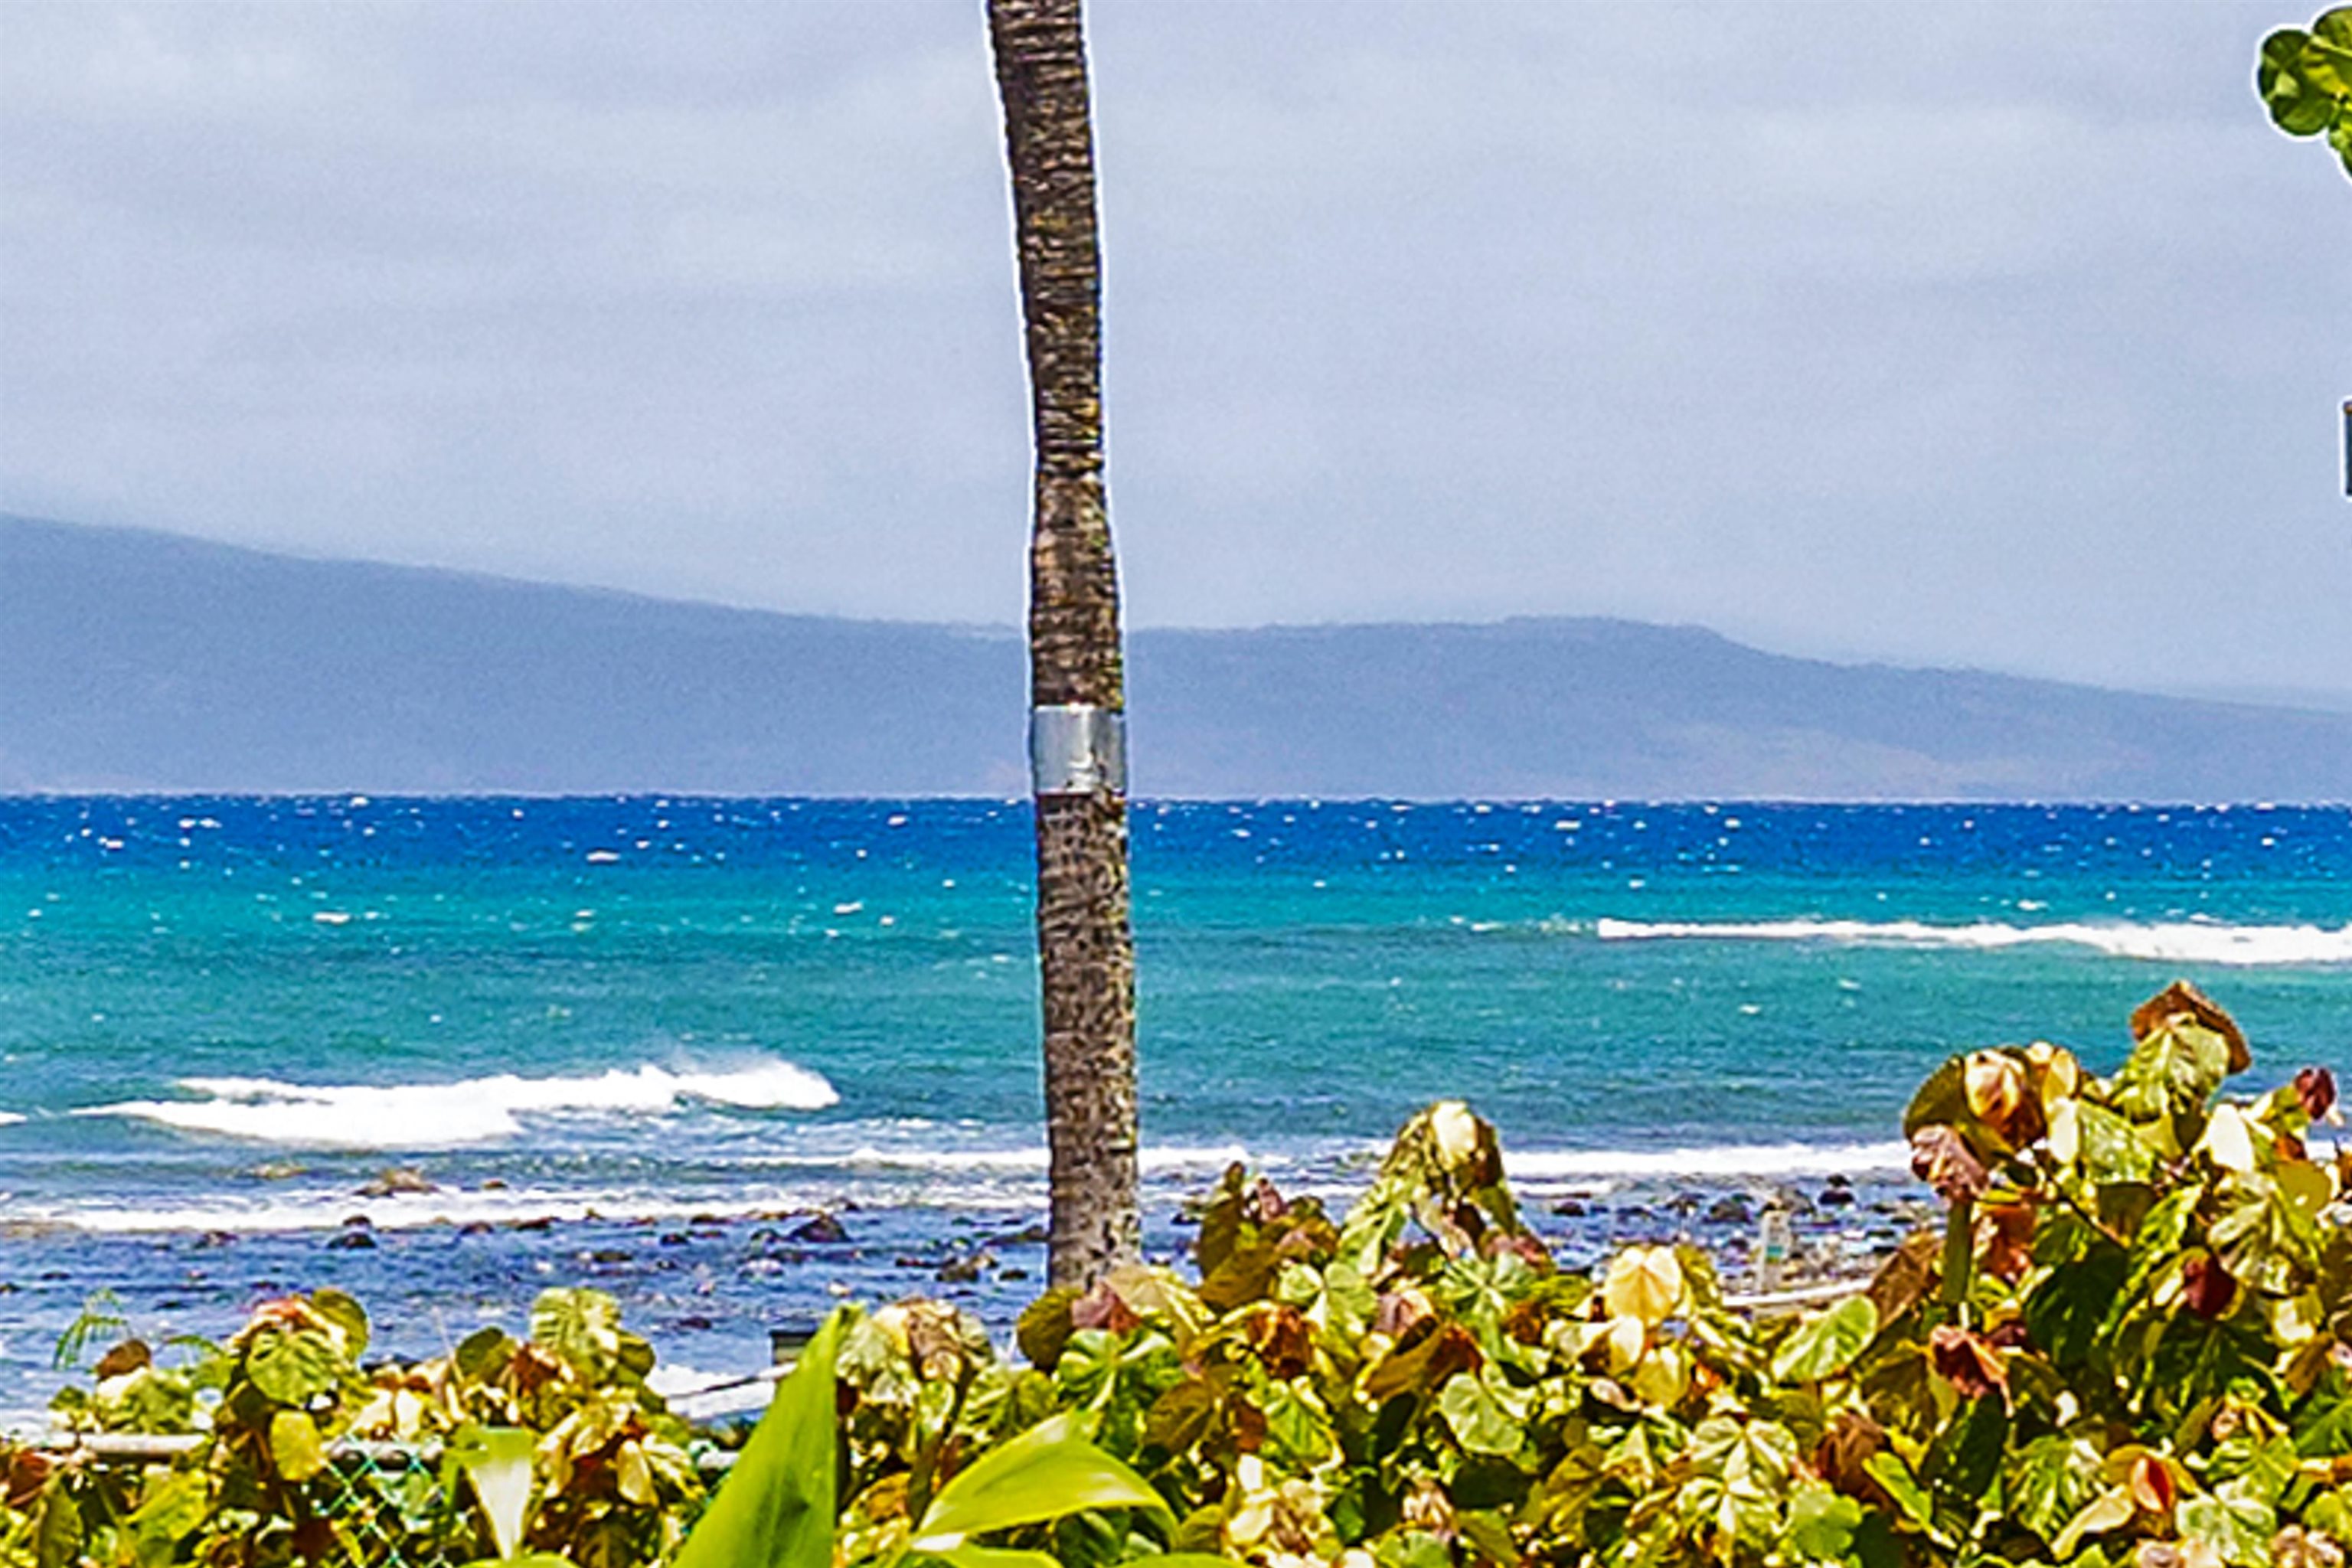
986 0 1139 1287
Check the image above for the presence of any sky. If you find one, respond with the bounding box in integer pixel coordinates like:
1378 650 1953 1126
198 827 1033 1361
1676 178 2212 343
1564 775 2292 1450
2 2 2347 701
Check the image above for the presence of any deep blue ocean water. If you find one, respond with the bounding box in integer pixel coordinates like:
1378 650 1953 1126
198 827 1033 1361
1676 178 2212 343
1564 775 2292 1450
2 796 2347 1415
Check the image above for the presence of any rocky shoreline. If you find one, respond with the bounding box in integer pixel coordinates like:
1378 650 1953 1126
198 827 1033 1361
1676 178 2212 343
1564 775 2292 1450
0 1161 1931 1426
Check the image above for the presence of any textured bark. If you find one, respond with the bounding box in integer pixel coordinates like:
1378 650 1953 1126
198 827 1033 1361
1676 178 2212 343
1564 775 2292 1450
988 0 1139 1286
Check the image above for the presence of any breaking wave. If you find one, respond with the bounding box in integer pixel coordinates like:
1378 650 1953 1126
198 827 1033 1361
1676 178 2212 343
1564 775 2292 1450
1592 917 2352 967
79 1059 839 1149
1504 1139 1913 1184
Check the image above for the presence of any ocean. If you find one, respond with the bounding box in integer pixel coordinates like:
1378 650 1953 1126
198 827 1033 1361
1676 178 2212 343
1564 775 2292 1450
2 796 2347 1417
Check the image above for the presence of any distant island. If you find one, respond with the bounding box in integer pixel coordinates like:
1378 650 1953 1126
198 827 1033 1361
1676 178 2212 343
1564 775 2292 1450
4 514 2348 801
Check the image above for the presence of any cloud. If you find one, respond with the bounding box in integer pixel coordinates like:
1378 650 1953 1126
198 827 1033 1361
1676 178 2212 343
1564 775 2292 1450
2 1 2346 695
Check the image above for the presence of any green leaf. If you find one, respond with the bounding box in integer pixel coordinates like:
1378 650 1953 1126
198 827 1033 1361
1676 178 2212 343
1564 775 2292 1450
1435 1370 1525 1458
123 1468 207 1547
2024 1243 2128 1373
2179 1485 2275 1567
450 1426 539 1560
2298 13 2352 94
916 1410 1171 1546
674 1308 844 1568
931 1546 1060 1568
1863 1452 1932 1530
2109 1020 2230 1123
2001 1434 2100 1540
531 1288 622 1380
1784 1483 1862 1560
1769 1296 1877 1383
309 1288 370 1358
269 1409 328 1481
2260 28 2338 135
244 1326 342 1406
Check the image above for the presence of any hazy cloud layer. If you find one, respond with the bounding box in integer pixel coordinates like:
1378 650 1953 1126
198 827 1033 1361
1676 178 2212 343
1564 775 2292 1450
3 2 2347 696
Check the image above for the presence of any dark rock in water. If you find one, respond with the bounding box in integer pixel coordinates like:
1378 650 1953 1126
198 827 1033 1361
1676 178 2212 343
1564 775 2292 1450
893 1255 930 1269
748 1227 780 1244
674 1314 714 1331
658 1232 691 1247
589 1248 632 1265
1824 1173 1853 1188
326 1230 377 1250
1550 1198 1588 1217
789 1212 850 1245
689 1214 727 1227
1666 1191 1703 1217
989 1223 1050 1247
1705 1195 1754 1226
341 1214 374 1230
936 1253 995 1284
509 1216 556 1233
357 1168 437 1198
1818 1186 1856 1208
479 1178 508 1190
1001 1267 1030 1282
195 1230 238 1249
456 1221 493 1236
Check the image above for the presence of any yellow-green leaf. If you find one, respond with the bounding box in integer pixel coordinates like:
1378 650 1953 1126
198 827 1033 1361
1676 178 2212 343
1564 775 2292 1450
270 1410 327 1482
1769 1296 1879 1383
916 1411 1170 1546
1602 1246 1684 1327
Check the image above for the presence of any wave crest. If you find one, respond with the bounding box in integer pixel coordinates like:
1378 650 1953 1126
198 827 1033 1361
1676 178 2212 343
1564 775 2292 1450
1592 916 2352 967
1505 1139 1912 1184
80 1059 839 1149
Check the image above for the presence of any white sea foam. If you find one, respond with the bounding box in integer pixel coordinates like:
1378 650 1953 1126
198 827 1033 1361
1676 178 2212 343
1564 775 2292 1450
1505 1139 1912 1184
0 1112 24 1127
79 1060 839 1149
743 1142 1258 1175
1592 917 2352 967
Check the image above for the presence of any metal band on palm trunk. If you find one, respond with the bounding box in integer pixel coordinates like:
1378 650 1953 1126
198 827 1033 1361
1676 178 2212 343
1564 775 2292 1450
1029 704 1127 796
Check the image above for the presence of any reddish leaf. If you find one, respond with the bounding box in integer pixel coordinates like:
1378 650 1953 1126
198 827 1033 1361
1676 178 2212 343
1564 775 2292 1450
1975 1198 2037 1282
1365 1321 1481 1400
2295 1066 2337 1122
1813 1409 1889 1504
1866 1232 1942 1328
1929 1325 2007 1402
1965 1051 2043 1148
1070 1279 1142 1334
1245 1178 1289 1223
2182 1252 2238 1319
1243 1304 1313 1379
2131 981 2249 1072
2127 1452 2175 1515
4 1449 53 1511
92 1339 152 1380
1909 1125 1989 1203
1374 1290 1433 1340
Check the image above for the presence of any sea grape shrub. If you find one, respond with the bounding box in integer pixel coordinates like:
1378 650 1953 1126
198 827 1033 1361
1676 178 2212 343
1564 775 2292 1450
1883 980 2352 1565
845 999 2350 1568
8 1285 702 1567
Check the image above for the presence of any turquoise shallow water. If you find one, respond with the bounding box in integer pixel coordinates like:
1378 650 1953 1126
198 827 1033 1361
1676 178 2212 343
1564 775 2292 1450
1 796 2347 1411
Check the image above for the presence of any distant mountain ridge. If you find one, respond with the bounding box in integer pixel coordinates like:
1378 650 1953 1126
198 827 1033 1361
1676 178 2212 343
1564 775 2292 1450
4 515 2348 801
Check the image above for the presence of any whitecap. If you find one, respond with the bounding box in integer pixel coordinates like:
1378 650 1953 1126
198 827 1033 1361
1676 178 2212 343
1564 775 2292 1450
77 1059 839 1149
1506 1138 1913 1182
1591 916 2352 967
